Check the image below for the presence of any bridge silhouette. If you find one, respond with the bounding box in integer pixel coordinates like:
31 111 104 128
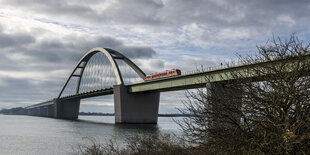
23 47 310 123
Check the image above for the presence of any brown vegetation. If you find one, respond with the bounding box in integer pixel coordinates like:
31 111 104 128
180 35 310 154
73 134 202 155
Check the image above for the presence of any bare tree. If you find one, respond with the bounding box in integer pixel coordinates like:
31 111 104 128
179 35 310 154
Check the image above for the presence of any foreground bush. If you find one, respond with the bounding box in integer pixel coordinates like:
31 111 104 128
74 137 121 155
180 35 310 154
74 134 207 155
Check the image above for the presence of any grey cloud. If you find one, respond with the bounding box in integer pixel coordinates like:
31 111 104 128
68 36 157 58
28 35 156 62
165 56 218 73
0 28 156 72
116 46 156 58
3 0 95 18
102 0 164 25
1 0 309 30
0 77 58 105
150 59 164 69
0 27 35 48
161 0 310 27
0 0 163 25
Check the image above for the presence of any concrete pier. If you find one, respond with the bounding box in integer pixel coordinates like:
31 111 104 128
207 82 241 127
114 85 160 124
47 105 54 117
34 108 40 116
54 98 80 120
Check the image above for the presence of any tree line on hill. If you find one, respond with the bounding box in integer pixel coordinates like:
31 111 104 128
0 107 25 115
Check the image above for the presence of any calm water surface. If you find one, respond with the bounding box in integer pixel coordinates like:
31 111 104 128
0 114 182 155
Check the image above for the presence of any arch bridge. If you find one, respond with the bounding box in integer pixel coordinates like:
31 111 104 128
25 47 161 123
24 47 310 123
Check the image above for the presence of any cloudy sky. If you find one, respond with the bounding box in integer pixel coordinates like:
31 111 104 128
0 0 309 113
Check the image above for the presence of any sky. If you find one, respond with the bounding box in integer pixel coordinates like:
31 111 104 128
0 0 309 113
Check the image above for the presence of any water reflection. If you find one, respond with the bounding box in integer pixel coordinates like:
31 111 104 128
74 116 162 141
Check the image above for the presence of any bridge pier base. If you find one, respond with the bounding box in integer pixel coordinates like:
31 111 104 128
40 107 47 117
27 109 33 116
34 108 40 116
114 85 160 124
207 82 241 128
54 98 80 120
47 105 54 117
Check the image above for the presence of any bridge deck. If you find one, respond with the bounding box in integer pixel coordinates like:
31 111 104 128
25 53 310 109
128 54 310 93
25 100 54 109
26 88 113 109
60 87 113 100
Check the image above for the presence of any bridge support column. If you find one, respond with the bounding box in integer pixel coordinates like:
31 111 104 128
27 109 31 116
39 107 48 117
114 85 160 124
47 105 54 117
30 109 35 116
54 98 80 120
34 108 40 116
207 82 241 128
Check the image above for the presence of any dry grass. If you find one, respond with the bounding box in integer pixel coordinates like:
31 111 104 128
72 134 209 155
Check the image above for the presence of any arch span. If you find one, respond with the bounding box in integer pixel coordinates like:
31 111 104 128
58 47 146 98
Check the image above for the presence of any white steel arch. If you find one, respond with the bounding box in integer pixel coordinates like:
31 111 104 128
58 47 146 98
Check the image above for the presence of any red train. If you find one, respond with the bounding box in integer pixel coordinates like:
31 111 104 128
145 69 181 81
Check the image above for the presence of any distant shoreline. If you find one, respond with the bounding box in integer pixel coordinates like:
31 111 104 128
79 112 192 117
0 109 192 117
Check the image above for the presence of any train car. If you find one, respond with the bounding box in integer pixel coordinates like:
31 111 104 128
145 69 181 81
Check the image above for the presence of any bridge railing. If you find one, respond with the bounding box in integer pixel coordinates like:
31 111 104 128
180 54 296 76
